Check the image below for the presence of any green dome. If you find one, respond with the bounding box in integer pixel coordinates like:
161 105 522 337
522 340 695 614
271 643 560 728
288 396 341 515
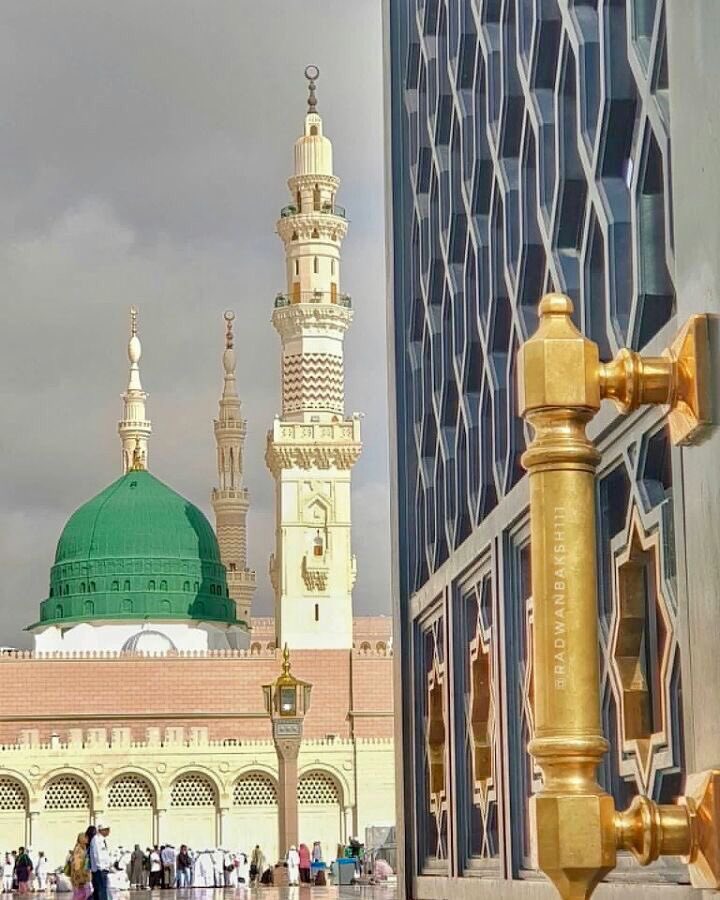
36 470 237 628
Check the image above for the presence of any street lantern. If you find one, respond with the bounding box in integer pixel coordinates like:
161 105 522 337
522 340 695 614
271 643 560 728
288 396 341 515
263 644 312 718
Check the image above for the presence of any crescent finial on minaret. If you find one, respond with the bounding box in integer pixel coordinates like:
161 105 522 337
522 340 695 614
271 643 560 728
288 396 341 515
224 309 235 351
130 305 138 337
119 305 151 474
305 65 319 115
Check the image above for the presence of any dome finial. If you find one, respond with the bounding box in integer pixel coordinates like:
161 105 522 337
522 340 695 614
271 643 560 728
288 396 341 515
282 642 292 676
305 65 319 115
130 305 138 337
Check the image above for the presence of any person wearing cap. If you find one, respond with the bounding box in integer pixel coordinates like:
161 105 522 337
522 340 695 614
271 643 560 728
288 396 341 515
89 823 111 900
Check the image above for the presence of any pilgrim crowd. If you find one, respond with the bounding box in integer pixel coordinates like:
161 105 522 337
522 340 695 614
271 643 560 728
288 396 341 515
3 829 331 899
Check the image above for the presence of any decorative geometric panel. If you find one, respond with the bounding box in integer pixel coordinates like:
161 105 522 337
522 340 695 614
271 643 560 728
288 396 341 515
283 353 344 414
0 778 27 811
107 775 154 809
457 570 498 866
170 774 216 808
297 772 340 806
44 776 91 811
233 774 277 807
394 0 674 599
417 614 447 866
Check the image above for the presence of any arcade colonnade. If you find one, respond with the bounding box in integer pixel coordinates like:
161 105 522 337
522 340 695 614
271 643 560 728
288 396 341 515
0 757 376 869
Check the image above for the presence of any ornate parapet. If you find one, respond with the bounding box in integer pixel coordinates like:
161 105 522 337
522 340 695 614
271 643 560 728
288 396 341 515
265 417 362 474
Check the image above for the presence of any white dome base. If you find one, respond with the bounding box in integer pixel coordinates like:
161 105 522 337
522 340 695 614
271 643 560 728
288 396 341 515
33 621 250 654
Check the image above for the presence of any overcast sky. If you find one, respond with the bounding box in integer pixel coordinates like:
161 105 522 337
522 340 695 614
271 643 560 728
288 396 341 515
0 1 389 647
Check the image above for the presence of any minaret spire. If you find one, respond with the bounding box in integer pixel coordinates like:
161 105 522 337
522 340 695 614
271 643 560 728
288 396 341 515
265 71 361 650
118 306 151 474
212 310 256 625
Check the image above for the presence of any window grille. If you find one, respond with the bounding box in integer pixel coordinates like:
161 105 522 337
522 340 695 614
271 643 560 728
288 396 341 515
108 775 154 808
44 776 90 811
170 774 216 808
298 772 340 805
233 774 277 807
0 778 27 811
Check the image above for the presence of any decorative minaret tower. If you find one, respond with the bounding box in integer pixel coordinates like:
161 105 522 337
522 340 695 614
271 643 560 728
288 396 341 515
266 67 361 650
212 311 256 623
118 306 151 474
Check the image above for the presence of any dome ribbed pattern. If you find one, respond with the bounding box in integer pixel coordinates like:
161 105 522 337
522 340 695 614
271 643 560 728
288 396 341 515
37 470 236 627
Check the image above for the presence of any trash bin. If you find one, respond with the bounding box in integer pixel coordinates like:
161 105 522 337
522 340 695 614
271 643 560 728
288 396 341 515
337 858 356 885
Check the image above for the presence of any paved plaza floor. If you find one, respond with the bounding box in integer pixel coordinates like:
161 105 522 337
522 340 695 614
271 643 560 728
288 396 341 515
103 889 396 900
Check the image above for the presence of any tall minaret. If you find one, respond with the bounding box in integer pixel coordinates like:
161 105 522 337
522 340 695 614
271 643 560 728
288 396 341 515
212 311 256 623
265 68 361 650
118 306 151 474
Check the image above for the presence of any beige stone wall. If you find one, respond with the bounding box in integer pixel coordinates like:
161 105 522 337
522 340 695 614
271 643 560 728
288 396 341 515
0 734 394 868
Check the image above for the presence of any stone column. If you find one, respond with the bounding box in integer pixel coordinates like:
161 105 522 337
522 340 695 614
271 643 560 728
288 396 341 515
272 720 303 859
27 811 39 848
218 808 230 848
155 809 166 845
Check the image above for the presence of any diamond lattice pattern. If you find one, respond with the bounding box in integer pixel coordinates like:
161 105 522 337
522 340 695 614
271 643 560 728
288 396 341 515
397 0 674 595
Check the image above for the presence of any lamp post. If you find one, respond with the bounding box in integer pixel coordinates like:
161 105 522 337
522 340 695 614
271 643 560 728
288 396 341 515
263 645 312 861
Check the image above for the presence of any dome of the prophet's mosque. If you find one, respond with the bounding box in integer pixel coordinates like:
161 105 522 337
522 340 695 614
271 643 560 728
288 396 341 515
34 469 236 629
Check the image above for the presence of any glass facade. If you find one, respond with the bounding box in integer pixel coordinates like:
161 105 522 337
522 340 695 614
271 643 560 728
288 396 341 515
385 0 697 894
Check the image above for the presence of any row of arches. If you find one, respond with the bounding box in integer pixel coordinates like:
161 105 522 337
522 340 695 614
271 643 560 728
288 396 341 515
0 771 344 869
50 580 228 598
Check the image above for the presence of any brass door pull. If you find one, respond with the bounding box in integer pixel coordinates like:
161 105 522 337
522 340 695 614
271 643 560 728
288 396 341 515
518 294 719 898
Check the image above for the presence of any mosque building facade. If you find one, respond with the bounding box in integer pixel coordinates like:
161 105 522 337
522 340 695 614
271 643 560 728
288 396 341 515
0 73 394 869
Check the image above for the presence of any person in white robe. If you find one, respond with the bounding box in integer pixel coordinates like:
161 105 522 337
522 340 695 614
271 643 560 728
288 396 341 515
193 851 214 888
35 852 49 892
212 850 224 888
236 853 249 886
286 846 300 886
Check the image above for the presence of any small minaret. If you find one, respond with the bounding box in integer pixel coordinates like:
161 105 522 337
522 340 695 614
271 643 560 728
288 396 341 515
118 306 151 474
212 311 256 623
266 68 361 650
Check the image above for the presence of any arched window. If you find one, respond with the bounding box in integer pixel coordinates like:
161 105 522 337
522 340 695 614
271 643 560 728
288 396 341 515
315 604 320 623
183 581 190 592
89 581 96 592
295 259 299 275
310 125 318 136
55 604 64 617
313 257 319 274
170 774 217 808
194 581 200 592
148 580 155 591
233 774 277 807
84 600 94 615
298 772 341 805
250 642 261 654
64 585 69 596
49 587 54 598
108 774 154 809
124 580 131 592
80 582 86 593
160 580 167 591
291 231 298 241
44 776 91 812
112 580 119 591
311 228 319 239
376 642 387 654
266 642 276 652
161 599 171 613
360 641 371 652
122 599 133 614
296 190 301 211
0 777 27 812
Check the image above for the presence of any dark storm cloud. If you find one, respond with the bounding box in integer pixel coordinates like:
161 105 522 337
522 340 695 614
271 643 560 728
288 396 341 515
0 1 389 647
